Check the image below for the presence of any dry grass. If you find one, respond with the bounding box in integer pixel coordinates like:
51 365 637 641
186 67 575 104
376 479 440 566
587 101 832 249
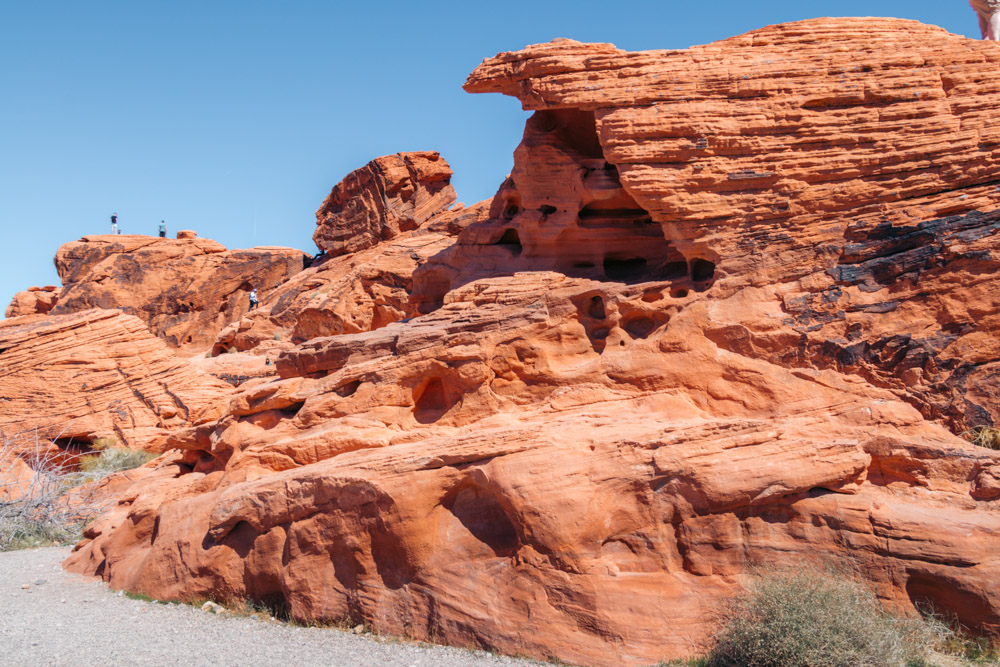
960 426 1000 451
0 430 154 551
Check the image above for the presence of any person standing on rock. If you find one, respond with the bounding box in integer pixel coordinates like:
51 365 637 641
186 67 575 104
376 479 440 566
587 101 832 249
110 213 118 234
971 0 1000 39
249 288 259 311
159 221 167 238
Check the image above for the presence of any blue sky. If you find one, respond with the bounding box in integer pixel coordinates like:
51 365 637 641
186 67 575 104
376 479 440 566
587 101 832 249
0 1 978 309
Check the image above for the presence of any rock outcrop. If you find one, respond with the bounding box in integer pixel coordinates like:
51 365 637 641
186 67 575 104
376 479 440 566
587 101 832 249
458 17 1000 432
0 309 231 450
212 174 487 355
49 235 307 349
62 18 1000 666
314 151 457 256
5 286 60 318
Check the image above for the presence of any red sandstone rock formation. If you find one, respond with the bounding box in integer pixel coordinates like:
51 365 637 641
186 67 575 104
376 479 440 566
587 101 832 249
49 235 307 348
62 18 1000 666
5 285 60 318
314 151 457 256
210 153 487 358
0 309 231 450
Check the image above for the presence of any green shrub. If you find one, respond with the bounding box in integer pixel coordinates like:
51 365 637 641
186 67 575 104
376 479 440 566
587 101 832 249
705 565 946 667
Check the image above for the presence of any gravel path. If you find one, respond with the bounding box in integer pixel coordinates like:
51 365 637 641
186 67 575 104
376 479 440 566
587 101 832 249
0 547 541 666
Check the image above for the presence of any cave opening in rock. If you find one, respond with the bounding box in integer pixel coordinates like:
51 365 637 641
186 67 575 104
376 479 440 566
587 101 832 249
587 295 607 320
495 228 523 257
280 401 305 418
414 376 451 424
603 255 648 283
533 108 604 159
46 435 95 469
691 258 716 282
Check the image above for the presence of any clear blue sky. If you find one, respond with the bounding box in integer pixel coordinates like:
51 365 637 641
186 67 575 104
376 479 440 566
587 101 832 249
0 1 978 309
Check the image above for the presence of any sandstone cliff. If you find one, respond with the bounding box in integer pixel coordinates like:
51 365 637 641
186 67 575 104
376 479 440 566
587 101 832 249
51 17 1000 666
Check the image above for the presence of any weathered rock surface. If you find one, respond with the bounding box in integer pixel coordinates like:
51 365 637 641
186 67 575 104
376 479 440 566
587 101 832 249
0 309 231 450
314 151 457 256
459 17 1000 432
63 18 1000 667
5 286 60 318
50 235 307 348
212 201 490 355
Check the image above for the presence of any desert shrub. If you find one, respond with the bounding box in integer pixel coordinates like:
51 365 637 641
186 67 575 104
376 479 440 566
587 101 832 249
0 431 156 551
705 565 947 667
960 425 1000 450
77 447 156 483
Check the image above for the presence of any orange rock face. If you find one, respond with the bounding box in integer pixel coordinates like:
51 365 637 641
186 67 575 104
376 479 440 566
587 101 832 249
5 285 60 318
51 235 307 348
314 151 457 256
0 309 231 449
62 18 1000 666
213 175 487 355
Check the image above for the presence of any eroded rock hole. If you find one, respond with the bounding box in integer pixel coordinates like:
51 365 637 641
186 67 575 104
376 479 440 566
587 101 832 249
280 401 305 418
623 316 658 339
671 287 689 299
533 108 604 159
587 295 606 320
662 261 688 280
604 256 648 282
447 485 519 557
496 228 522 257
413 268 451 315
691 258 716 282
414 377 451 424
47 436 94 469
334 380 360 398
538 205 557 216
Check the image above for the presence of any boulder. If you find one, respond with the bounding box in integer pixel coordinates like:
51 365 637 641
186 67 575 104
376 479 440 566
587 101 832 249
5 286 60 318
51 235 306 348
313 151 456 256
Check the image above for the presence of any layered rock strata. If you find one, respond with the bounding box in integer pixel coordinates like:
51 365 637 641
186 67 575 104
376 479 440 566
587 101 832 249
314 151 457 256
50 235 307 348
458 17 1000 431
64 18 1000 666
0 309 231 450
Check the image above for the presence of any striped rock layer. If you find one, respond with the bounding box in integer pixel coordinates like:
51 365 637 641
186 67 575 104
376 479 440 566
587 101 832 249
65 19 1000 665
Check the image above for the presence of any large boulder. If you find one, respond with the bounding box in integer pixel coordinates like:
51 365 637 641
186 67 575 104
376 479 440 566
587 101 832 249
5 285 60 318
313 151 457 256
212 200 489 355
65 19 1000 665
50 235 307 348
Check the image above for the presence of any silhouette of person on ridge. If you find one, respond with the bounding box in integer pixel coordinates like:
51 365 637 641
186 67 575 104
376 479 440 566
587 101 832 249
110 213 118 234
159 221 167 238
